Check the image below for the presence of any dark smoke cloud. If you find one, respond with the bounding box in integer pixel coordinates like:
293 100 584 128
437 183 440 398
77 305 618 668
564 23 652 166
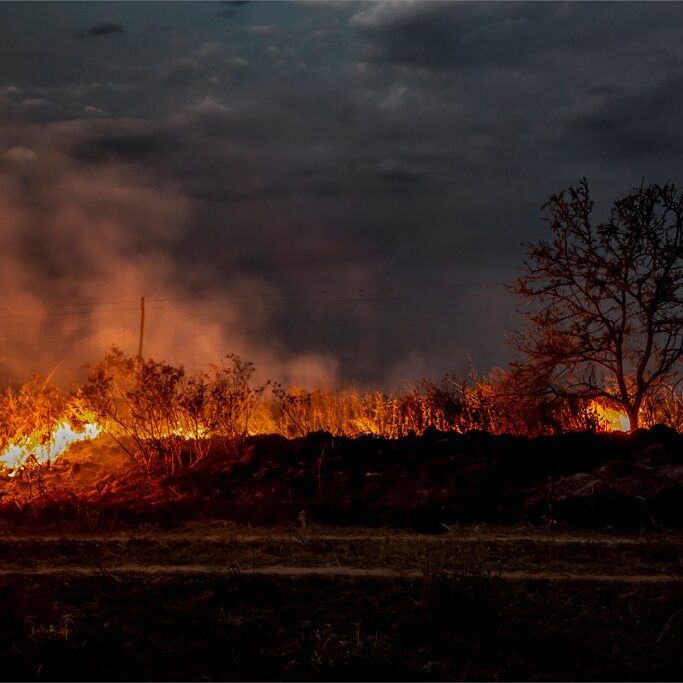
77 22 124 39
1 2 683 388
71 132 172 164
0 126 338 387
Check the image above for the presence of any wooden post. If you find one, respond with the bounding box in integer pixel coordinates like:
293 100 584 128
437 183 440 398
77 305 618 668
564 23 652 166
137 296 145 359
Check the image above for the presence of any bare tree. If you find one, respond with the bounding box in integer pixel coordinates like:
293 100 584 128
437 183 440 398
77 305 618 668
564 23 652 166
511 179 683 429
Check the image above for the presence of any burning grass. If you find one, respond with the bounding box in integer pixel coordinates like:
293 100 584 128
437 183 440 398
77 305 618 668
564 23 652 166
2 347 675 479
0 348 682 532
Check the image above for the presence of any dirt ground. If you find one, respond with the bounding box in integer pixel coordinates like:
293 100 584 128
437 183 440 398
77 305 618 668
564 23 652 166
1 524 683 681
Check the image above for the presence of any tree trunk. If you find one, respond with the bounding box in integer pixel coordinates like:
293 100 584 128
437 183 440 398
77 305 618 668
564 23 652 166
627 406 640 431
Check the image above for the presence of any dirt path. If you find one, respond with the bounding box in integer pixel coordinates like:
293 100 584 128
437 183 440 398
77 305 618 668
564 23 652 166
0 531 674 546
0 563 682 583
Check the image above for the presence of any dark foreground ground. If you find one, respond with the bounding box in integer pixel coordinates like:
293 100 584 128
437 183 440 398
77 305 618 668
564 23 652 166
1 525 683 681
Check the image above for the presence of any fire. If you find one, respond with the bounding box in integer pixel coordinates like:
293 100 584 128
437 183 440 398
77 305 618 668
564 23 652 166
0 419 102 472
590 401 631 432
167 425 209 440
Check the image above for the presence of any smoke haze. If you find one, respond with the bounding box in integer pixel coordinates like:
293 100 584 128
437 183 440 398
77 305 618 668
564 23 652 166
2 2 683 387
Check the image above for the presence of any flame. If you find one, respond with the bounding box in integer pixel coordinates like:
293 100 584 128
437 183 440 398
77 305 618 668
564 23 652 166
590 401 631 432
167 425 208 440
0 419 102 472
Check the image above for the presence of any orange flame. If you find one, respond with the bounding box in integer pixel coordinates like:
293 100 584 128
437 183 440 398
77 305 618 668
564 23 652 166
590 401 631 432
0 419 102 472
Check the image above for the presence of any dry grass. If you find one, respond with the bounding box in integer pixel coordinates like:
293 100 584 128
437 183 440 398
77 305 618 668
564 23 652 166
1 347 682 482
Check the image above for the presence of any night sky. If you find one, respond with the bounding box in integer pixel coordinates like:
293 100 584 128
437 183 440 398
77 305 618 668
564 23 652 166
1 1 682 387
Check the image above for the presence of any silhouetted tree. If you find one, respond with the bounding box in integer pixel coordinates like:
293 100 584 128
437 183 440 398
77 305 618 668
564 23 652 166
512 179 683 430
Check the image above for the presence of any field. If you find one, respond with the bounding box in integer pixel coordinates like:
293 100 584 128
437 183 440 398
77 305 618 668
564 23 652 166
0 524 683 681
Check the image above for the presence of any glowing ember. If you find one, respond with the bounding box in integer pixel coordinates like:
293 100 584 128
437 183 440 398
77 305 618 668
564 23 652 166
0 420 102 471
590 402 631 432
168 426 208 440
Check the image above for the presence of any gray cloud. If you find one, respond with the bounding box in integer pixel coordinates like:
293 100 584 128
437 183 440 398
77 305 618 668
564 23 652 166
1 1 683 387
216 1 249 19
568 74 683 165
77 22 124 39
249 25 278 36
71 131 172 164
362 158 426 183
349 2 532 69
349 2 683 72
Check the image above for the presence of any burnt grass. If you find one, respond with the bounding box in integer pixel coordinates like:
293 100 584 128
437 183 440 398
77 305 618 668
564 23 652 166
187 425 683 532
206 425 683 532
5 425 682 532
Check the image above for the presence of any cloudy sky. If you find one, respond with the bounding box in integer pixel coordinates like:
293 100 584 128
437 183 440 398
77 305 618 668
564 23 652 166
1 1 682 387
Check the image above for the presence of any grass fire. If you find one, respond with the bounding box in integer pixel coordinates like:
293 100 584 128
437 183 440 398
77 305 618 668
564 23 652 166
4 2 683 680
0 340 680 525
0 419 101 472
0 348 665 478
